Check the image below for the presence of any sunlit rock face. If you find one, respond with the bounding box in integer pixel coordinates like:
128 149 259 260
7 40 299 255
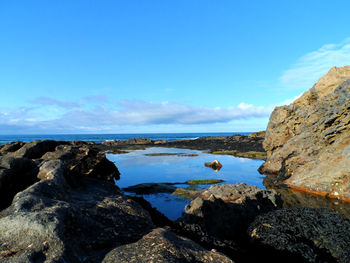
260 66 350 201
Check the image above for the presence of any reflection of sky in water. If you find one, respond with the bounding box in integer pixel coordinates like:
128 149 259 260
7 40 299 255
107 147 265 220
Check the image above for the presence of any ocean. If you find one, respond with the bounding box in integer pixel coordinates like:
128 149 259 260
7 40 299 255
0 132 250 145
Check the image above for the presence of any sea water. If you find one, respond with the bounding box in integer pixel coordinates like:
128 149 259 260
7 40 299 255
0 132 264 220
108 147 264 220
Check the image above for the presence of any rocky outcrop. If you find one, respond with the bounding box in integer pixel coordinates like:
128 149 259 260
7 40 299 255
260 66 350 201
248 207 350 263
0 140 235 262
97 134 265 158
102 228 234 263
177 184 282 255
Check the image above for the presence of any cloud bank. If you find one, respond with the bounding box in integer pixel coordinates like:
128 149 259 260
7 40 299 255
280 38 350 90
0 99 272 133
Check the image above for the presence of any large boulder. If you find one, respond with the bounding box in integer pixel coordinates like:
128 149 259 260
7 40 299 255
0 167 154 262
260 66 350 201
102 228 234 263
177 184 282 254
248 207 350 263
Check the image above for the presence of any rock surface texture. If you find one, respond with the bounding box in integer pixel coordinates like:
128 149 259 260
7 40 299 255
177 183 282 258
0 140 234 263
260 66 350 201
248 207 350 263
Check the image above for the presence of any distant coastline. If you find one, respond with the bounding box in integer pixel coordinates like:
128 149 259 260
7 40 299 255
0 132 251 145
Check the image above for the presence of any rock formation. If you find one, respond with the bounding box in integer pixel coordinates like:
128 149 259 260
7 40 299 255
248 207 350 263
0 140 234 262
176 184 282 256
260 66 350 201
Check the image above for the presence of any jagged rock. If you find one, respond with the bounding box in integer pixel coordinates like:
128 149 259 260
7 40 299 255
0 175 154 262
177 184 282 253
248 207 350 263
11 140 67 159
204 160 222 171
102 228 234 263
0 142 25 156
0 140 237 262
260 66 350 201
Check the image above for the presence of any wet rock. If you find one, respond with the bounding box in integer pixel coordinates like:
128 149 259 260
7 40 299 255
102 228 234 263
204 160 222 171
260 66 350 201
123 183 177 194
177 184 282 254
248 207 350 263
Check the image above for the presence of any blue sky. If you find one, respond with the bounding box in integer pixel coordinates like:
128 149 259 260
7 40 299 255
1 0 350 134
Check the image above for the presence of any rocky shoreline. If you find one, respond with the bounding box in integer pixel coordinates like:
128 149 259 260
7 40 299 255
1 67 349 262
0 139 349 262
96 132 266 160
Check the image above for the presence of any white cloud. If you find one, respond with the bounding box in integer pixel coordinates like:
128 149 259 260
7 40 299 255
280 38 350 90
0 99 272 133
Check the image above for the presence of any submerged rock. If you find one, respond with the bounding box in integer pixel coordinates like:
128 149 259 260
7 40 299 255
260 66 350 201
123 183 177 194
248 207 350 263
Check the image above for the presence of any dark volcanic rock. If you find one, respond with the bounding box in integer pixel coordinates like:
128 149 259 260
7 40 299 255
0 140 236 262
0 142 25 156
0 156 39 210
96 134 265 159
248 207 350 263
102 228 234 263
0 141 149 262
177 184 282 254
0 175 154 262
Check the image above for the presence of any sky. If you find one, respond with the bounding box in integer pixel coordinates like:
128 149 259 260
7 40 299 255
0 0 350 134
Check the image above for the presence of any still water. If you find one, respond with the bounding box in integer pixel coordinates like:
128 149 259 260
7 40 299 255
107 147 264 220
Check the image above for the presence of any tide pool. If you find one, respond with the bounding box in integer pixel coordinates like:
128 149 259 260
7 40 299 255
107 147 264 220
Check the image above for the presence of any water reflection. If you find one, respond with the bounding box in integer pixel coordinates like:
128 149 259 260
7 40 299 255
107 147 264 219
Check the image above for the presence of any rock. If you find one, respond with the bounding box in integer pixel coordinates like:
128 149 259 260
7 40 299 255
0 141 154 262
0 140 238 262
123 183 177 194
204 160 222 171
248 207 350 263
0 142 25 156
11 140 67 159
102 138 153 146
0 176 154 262
102 228 234 263
248 131 266 138
177 184 282 254
260 66 350 201
41 144 120 183
0 156 38 210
